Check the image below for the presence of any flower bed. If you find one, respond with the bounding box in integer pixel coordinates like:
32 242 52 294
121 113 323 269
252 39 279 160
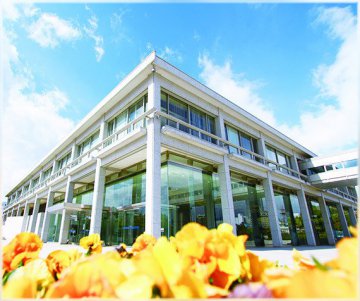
2 223 358 298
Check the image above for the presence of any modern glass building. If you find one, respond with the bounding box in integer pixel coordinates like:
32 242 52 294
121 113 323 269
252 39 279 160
2 53 358 247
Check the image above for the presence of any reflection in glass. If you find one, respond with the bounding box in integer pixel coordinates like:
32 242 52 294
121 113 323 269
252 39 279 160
68 211 91 243
307 200 328 245
47 213 62 242
161 161 222 238
274 190 306 246
326 203 344 241
231 174 272 246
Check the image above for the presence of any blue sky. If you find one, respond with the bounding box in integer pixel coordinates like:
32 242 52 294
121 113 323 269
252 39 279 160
1 2 358 196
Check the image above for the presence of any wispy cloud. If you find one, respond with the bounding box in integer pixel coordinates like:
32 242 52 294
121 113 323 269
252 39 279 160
198 6 357 155
159 46 183 63
84 9 105 62
28 13 81 48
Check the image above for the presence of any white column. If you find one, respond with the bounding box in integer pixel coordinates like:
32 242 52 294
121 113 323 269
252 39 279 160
58 177 74 243
318 194 336 245
41 188 55 242
89 158 105 234
51 157 57 175
256 133 267 165
348 207 357 227
21 202 31 232
145 71 161 238
16 205 21 216
29 196 40 232
296 187 316 245
70 140 77 161
336 203 350 237
99 115 106 140
218 157 236 234
262 172 282 246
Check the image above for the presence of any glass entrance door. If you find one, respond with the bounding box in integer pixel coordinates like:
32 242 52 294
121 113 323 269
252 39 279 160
68 210 91 244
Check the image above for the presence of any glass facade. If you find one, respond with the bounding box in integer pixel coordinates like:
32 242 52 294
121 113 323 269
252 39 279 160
307 199 328 245
101 171 146 246
73 190 93 205
68 211 91 243
343 207 352 228
273 189 307 245
161 159 222 238
57 153 71 171
77 131 100 157
231 173 272 246
160 91 216 143
266 145 292 174
326 203 344 241
47 213 62 242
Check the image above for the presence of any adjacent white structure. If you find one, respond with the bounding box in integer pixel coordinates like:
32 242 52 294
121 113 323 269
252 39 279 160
2 53 358 246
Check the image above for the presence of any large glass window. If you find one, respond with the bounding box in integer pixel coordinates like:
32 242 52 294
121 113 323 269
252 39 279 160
73 190 93 205
102 171 146 246
307 199 328 245
326 203 344 241
231 173 272 246
68 211 91 244
161 91 216 143
274 189 306 246
47 213 62 242
225 125 257 159
42 167 53 181
161 159 222 238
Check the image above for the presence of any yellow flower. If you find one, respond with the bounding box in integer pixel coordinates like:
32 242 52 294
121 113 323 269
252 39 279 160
132 233 157 254
45 251 125 298
2 274 37 299
292 248 315 270
263 267 294 298
2 232 43 274
79 233 103 255
3 259 54 298
285 269 357 298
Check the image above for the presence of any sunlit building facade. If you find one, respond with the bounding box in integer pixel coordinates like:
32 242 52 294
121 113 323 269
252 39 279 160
2 53 358 247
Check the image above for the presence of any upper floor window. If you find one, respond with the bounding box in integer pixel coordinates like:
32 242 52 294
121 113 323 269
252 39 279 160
57 153 71 171
160 91 216 143
225 124 257 159
266 145 292 174
42 167 53 181
107 95 148 137
23 184 30 193
32 176 40 188
77 131 100 157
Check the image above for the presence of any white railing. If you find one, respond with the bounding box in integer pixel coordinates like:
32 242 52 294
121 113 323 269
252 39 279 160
157 111 308 181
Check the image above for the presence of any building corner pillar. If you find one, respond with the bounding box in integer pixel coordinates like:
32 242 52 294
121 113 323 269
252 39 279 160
21 202 31 232
218 156 236 234
89 158 105 235
145 70 161 238
296 187 316 245
318 195 336 245
29 196 40 233
262 172 282 246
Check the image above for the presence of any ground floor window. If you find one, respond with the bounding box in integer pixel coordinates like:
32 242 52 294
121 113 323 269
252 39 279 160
326 203 344 241
307 199 328 245
47 213 62 242
273 189 307 246
161 160 222 238
68 211 91 244
343 207 354 227
231 173 272 247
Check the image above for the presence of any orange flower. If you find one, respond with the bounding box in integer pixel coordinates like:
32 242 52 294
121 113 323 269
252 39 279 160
2 232 43 274
291 249 315 270
2 274 37 298
247 250 274 282
263 267 294 298
132 233 157 254
45 251 125 298
79 233 103 255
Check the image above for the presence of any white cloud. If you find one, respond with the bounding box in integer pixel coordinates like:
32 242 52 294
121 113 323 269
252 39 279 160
198 6 357 156
1 14 76 199
28 13 81 48
159 46 183 63
84 12 105 62
198 55 277 126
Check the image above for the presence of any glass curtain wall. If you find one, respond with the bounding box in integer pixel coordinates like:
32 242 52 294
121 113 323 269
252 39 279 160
231 173 272 246
326 203 344 241
307 199 328 245
47 213 62 242
160 91 216 143
343 207 354 227
73 190 93 205
101 171 146 246
68 211 91 244
161 154 222 238
273 189 307 245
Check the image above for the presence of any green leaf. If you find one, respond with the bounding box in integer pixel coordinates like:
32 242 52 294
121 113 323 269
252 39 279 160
311 256 331 271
